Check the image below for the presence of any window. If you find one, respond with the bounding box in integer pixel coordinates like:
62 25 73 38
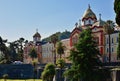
107 37 109 44
117 37 119 43
111 47 114 52
112 38 114 44
84 21 86 25
72 36 78 45
89 20 91 24
107 48 109 53
94 27 97 31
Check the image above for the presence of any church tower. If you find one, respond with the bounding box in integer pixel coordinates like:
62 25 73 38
82 5 97 27
33 29 41 42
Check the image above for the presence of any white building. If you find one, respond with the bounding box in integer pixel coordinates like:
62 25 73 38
105 31 119 62
42 42 55 63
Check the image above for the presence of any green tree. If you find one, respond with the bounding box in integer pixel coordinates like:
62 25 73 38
105 20 115 62
56 58 65 81
64 28 104 81
106 20 114 34
0 36 10 63
17 37 25 61
117 32 120 59
41 63 56 81
56 42 64 59
56 58 65 68
8 42 18 61
114 0 120 26
50 33 59 64
2 74 8 81
29 48 37 60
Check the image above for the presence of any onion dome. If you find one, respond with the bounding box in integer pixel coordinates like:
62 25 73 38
33 32 41 38
33 30 41 42
82 5 97 21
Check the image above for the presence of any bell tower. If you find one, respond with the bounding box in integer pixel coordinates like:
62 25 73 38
82 4 97 26
33 29 41 42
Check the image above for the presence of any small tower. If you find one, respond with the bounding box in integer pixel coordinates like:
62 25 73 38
82 4 97 26
33 29 41 42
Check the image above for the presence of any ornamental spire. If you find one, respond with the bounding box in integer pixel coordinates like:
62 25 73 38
88 4 91 9
75 22 78 28
99 14 101 21
36 28 38 32
79 19 81 26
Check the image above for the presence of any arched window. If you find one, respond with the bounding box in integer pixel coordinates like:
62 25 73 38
89 19 91 24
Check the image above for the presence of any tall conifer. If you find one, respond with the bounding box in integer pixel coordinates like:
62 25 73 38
64 28 106 81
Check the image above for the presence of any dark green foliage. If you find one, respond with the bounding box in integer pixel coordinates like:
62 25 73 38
64 28 104 81
106 20 115 34
2 74 8 81
56 58 65 68
41 63 56 81
42 30 71 42
114 0 120 26
59 30 71 40
8 37 27 61
17 38 25 61
56 42 64 58
50 32 60 44
0 36 10 63
117 32 120 59
29 48 37 59
8 42 18 61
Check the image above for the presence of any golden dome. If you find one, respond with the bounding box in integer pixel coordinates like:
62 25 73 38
82 5 97 20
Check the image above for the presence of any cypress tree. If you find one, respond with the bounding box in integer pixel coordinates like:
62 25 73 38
64 28 105 81
117 32 120 59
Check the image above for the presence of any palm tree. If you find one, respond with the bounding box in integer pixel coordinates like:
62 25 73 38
29 48 38 80
56 41 65 81
50 34 59 64
29 48 37 61
106 20 115 62
56 42 64 59
56 58 65 81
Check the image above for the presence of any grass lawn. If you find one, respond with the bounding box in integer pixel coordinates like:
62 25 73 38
0 79 42 81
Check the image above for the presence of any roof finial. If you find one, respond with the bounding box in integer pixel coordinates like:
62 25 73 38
36 28 38 32
79 19 81 26
88 4 91 9
99 14 101 21
75 22 78 28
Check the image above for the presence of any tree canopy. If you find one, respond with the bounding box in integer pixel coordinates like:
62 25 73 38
41 63 56 81
56 42 64 58
117 32 120 59
64 28 106 81
114 0 120 26
42 30 71 42
29 48 37 60
0 36 10 63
